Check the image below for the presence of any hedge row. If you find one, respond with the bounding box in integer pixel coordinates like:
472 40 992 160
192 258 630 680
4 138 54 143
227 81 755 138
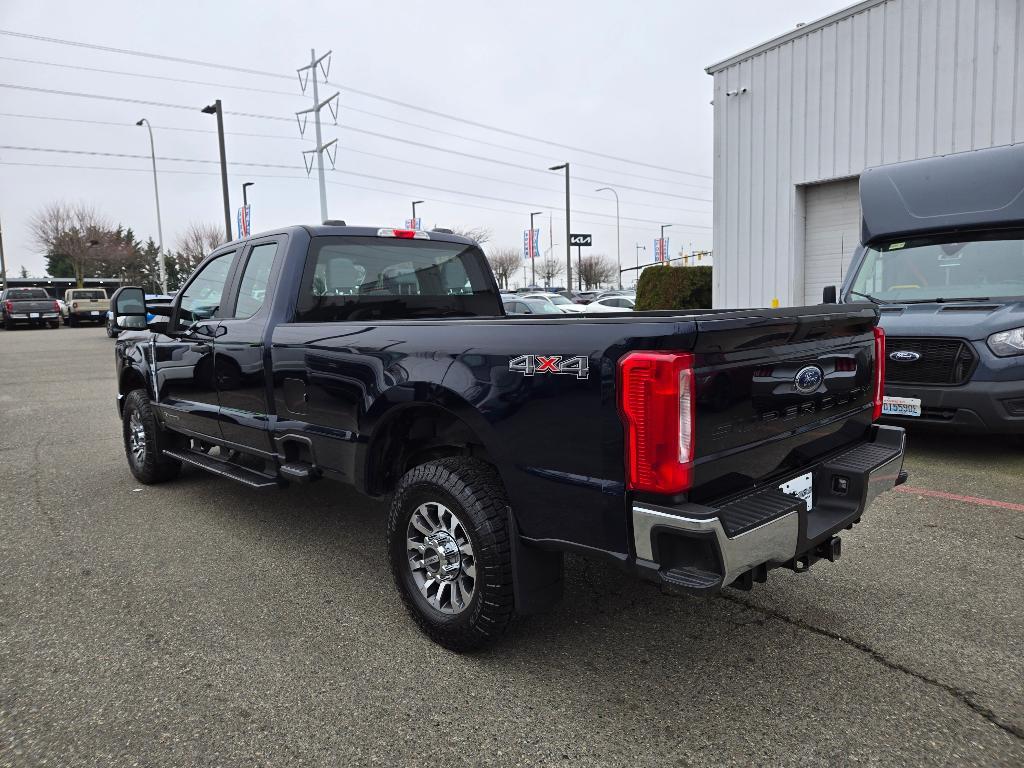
635 266 712 311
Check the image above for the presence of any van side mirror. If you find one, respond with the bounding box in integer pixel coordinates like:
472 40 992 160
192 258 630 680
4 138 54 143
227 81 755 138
822 285 838 304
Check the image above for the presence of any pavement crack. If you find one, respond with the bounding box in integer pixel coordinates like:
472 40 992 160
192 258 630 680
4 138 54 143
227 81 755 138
719 592 1024 742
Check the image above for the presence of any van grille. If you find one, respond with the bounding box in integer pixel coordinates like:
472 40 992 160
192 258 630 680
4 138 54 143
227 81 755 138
885 337 977 385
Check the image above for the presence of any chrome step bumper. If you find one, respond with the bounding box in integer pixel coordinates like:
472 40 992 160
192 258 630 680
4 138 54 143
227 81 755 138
632 425 907 593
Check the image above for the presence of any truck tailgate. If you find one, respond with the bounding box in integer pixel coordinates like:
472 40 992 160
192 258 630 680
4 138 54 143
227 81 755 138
687 305 880 503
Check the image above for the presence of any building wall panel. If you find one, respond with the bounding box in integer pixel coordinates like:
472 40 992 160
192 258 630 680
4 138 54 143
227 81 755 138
709 0 1021 309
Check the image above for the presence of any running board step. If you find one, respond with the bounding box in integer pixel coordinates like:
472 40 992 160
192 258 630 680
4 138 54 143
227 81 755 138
162 449 280 489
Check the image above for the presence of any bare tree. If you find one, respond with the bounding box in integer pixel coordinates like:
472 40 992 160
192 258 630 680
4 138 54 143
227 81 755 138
449 226 492 246
486 247 522 289
579 254 617 289
537 257 565 286
29 201 111 287
174 222 225 274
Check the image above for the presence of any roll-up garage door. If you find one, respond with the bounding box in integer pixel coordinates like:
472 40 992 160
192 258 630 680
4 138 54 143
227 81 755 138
802 178 861 306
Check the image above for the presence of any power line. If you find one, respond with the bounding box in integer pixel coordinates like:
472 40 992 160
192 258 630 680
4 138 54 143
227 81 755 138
0 145 710 230
0 28 711 179
0 52 710 191
0 112 706 213
0 159 686 238
0 90 709 202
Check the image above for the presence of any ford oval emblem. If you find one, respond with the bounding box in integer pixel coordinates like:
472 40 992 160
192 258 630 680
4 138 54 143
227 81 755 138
794 365 824 394
889 350 921 362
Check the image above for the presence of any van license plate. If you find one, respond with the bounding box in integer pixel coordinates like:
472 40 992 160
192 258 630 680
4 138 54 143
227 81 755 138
780 472 814 511
882 396 921 417
91 310 99 315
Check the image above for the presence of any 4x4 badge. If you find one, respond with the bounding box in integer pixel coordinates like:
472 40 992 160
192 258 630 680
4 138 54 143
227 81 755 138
509 355 589 379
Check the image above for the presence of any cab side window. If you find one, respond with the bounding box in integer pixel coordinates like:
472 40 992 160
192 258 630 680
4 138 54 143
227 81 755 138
177 252 235 330
233 243 278 319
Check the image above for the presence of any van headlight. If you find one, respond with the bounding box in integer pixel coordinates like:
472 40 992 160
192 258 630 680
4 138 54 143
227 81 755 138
987 327 1024 357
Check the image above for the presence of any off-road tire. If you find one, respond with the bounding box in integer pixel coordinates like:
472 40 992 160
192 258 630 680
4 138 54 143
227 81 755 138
122 389 182 484
387 457 515 651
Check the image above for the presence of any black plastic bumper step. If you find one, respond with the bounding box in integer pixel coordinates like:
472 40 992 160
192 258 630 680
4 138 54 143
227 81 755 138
162 449 279 489
828 441 901 473
660 566 723 592
717 488 805 538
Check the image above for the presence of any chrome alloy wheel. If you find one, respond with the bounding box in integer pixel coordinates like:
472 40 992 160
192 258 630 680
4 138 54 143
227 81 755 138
406 502 476 615
128 411 147 466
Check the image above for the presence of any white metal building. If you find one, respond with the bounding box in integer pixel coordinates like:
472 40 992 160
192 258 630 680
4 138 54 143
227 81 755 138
706 0 1024 308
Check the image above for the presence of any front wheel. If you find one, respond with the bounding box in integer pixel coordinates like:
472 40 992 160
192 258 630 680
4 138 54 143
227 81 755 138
387 457 515 651
121 389 182 484
105 321 117 338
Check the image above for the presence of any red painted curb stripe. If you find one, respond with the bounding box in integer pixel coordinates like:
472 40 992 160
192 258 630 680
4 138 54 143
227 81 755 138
895 485 1024 512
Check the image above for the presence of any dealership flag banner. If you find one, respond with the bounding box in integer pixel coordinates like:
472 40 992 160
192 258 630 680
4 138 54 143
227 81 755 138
237 205 251 238
405 218 423 231
523 229 540 260
653 237 669 262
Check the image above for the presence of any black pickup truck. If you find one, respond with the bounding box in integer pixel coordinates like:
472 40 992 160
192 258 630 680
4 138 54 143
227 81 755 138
111 224 907 649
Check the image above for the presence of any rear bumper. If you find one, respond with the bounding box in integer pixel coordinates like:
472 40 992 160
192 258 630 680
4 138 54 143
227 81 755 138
884 379 1024 434
7 313 58 322
632 424 906 593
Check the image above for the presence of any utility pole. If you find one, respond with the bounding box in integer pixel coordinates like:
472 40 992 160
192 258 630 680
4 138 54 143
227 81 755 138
635 243 646 287
411 200 424 228
200 100 232 242
136 119 167 293
596 187 621 289
549 163 571 290
296 49 339 224
0 215 6 290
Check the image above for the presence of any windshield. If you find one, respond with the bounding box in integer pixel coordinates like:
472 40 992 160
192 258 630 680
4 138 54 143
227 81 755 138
848 235 1024 302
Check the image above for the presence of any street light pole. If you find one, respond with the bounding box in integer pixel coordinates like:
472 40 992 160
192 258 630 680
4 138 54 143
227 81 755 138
242 182 254 207
411 200 424 228
201 100 232 242
635 243 646 285
529 210 542 286
595 187 621 289
549 163 571 290
136 118 166 294
659 224 673 263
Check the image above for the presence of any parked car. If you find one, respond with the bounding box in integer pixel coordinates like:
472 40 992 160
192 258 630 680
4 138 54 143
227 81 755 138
63 288 110 326
588 295 636 311
502 296 563 315
519 292 588 313
1 287 60 329
111 223 905 650
835 143 1024 437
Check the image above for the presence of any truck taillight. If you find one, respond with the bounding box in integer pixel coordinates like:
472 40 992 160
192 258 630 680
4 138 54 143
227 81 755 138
872 326 886 420
3 300 12 313
53 301 60 313
618 351 695 494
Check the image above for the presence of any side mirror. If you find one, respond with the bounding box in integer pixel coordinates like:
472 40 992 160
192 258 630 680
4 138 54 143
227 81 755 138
822 285 838 304
113 286 147 317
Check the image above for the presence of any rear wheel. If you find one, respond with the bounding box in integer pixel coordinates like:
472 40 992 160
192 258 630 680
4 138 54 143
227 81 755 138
387 457 515 651
122 389 182 484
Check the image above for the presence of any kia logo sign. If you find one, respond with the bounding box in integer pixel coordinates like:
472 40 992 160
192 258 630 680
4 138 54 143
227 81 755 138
569 233 592 247
889 350 922 362
794 365 824 394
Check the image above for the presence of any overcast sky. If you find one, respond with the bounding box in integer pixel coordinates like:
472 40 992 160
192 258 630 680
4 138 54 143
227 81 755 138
1 0 845 280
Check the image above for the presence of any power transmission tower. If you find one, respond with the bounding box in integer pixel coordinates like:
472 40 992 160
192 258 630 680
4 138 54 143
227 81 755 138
296 49 339 223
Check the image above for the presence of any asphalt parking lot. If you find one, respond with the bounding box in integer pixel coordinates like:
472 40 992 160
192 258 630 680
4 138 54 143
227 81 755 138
1 325 1022 767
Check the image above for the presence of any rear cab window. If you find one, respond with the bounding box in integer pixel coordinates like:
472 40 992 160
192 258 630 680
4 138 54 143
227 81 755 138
294 236 499 322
